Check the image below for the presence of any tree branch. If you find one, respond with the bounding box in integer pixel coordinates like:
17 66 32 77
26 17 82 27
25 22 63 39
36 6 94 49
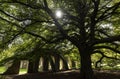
89 0 100 41
93 45 120 54
43 0 69 38
43 0 80 45
97 2 120 22
93 50 120 69
0 0 44 9
0 8 52 23
95 29 111 38
94 35 120 44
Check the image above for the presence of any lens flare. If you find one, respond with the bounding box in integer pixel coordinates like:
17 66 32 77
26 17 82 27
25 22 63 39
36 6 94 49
55 10 63 18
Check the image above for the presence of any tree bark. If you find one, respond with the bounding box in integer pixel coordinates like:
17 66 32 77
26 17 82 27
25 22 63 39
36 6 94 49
79 48 95 79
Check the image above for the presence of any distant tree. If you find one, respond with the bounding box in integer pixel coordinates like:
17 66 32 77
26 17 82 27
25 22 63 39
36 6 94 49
3 60 20 75
0 40 70 74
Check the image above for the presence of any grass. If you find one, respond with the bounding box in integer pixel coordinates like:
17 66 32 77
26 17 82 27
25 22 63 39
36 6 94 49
19 68 27 74
0 67 6 74
0 66 27 74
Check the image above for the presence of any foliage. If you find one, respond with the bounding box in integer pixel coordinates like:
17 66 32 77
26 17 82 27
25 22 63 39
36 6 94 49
0 0 120 79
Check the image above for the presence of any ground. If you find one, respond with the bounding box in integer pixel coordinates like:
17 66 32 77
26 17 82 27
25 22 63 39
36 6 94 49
1 70 120 79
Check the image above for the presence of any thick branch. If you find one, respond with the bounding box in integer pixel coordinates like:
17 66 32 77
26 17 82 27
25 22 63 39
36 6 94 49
97 50 120 60
93 45 120 54
93 50 120 68
94 35 120 44
95 29 111 37
90 0 100 41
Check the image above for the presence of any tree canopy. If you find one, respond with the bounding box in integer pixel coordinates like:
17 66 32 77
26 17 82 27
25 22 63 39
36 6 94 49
0 0 120 79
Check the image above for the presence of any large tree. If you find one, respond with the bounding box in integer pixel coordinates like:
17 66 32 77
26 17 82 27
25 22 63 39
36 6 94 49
0 0 120 79
42 0 120 79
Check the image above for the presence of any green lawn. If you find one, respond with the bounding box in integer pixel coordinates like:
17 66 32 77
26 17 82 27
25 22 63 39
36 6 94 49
19 68 27 74
0 67 6 74
0 66 27 74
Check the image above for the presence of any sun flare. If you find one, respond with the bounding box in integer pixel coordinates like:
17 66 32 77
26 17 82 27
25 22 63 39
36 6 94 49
55 10 63 18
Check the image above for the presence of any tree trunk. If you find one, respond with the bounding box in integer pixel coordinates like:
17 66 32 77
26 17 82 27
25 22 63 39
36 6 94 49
43 56 49 71
71 60 76 69
54 54 60 71
3 60 20 75
79 48 95 79
49 56 56 72
33 56 40 72
27 60 34 73
27 56 40 73
60 55 69 70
